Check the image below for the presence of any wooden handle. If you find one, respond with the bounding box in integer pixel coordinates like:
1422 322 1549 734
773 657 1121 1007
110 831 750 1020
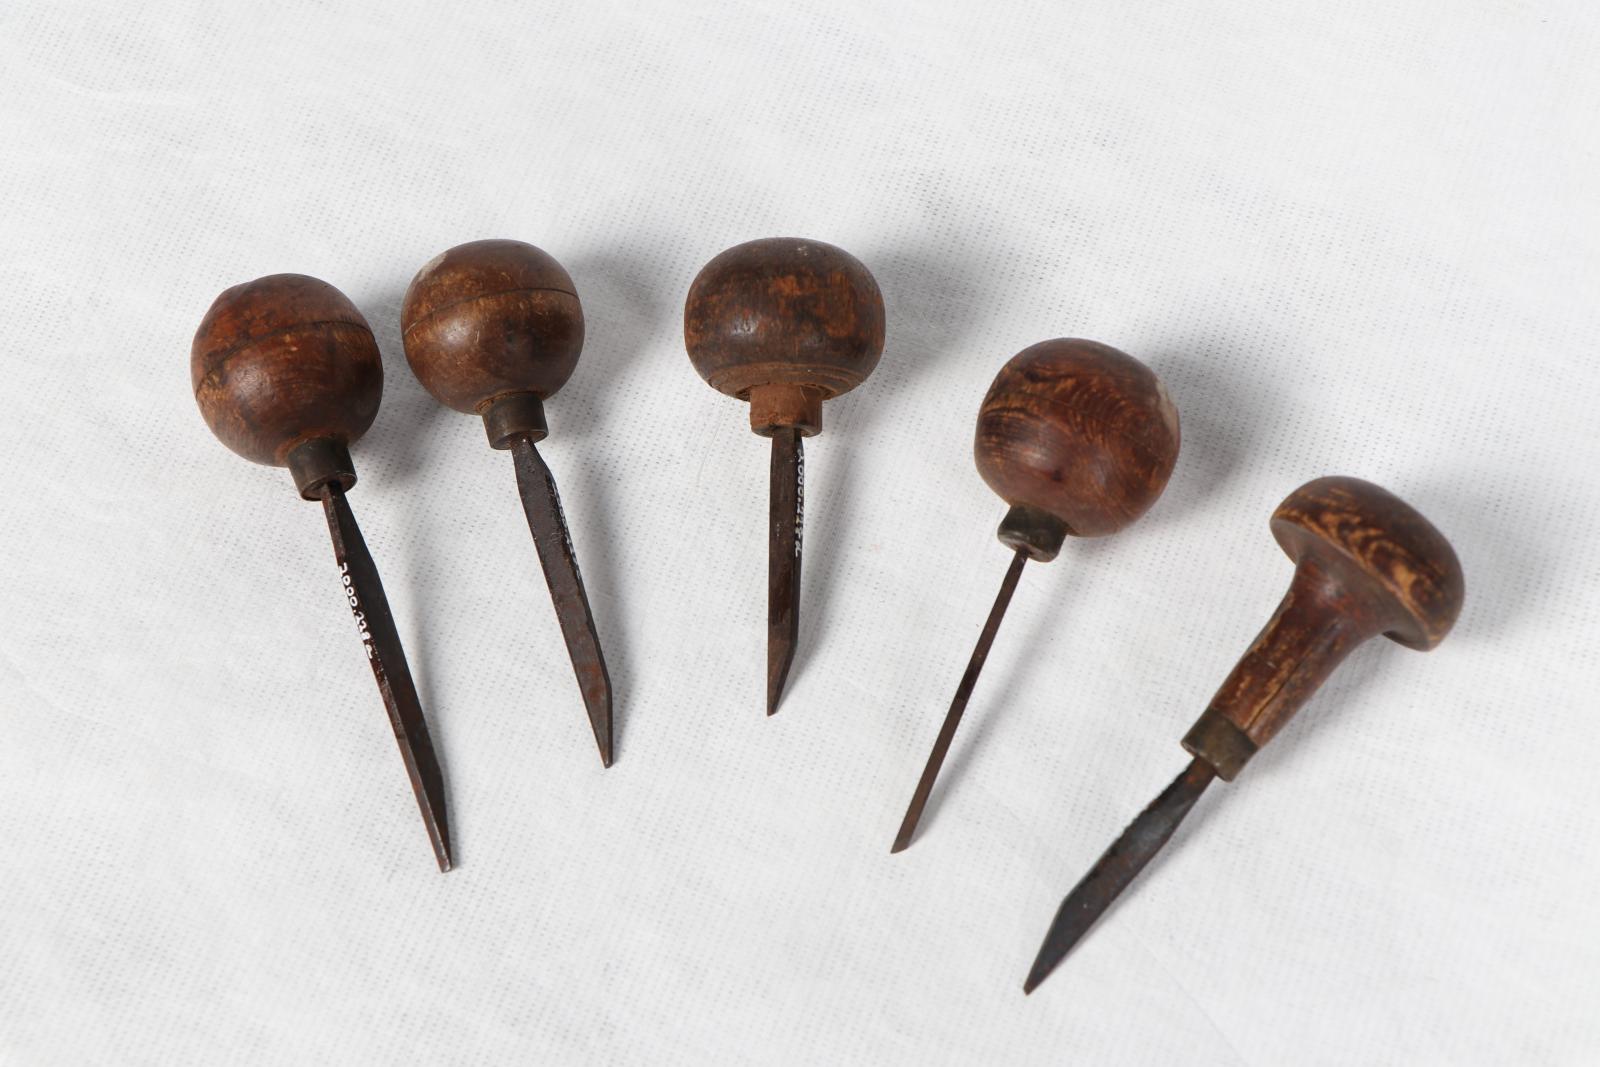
1182 476 1465 780
401 239 584 446
191 274 382 498
684 237 885 437
974 339 1179 554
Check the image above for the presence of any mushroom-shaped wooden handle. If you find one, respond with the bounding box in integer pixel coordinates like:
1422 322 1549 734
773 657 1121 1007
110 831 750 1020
192 273 382 499
974 339 1180 561
1182 476 1466 780
684 237 885 437
401 239 585 449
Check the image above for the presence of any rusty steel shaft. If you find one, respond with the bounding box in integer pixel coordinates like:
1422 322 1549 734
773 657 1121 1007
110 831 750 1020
321 482 453 872
892 549 1029 852
511 434 614 767
767 428 804 715
1023 757 1215 993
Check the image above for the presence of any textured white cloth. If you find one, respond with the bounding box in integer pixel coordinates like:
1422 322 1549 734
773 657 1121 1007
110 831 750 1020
2 1 1597 1063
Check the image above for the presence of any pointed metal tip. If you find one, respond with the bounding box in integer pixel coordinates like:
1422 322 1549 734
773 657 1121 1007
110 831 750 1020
766 649 793 716
589 690 614 767
424 807 454 873
1022 938 1062 995
765 642 794 720
413 767 454 875
891 806 924 853
418 778 453 873
401 713 454 876
890 806 922 854
1024 895 1083 995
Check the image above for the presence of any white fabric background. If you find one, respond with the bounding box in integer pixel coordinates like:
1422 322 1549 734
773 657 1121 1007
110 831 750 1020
2 1 1597 1063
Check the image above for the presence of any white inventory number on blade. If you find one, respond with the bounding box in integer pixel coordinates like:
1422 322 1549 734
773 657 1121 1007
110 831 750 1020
338 561 375 659
794 443 805 557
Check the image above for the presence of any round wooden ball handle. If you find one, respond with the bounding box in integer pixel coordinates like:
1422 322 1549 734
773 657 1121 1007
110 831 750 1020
974 339 1180 562
684 237 885 437
401 238 585 449
191 274 383 499
1182 476 1466 780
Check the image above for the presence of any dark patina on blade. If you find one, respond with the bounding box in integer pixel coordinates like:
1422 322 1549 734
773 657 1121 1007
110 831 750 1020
1023 757 1216 994
891 549 1029 853
511 436 614 767
321 483 453 873
767 429 803 716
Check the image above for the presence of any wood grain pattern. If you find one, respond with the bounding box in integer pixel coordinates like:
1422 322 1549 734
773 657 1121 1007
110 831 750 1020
1183 476 1465 779
974 339 1179 538
401 239 584 415
191 273 382 468
684 237 884 436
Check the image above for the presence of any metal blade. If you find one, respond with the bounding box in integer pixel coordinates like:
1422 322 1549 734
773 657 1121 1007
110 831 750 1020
1023 757 1216 994
511 436 614 767
891 549 1029 853
767 429 803 716
321 483 453 873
